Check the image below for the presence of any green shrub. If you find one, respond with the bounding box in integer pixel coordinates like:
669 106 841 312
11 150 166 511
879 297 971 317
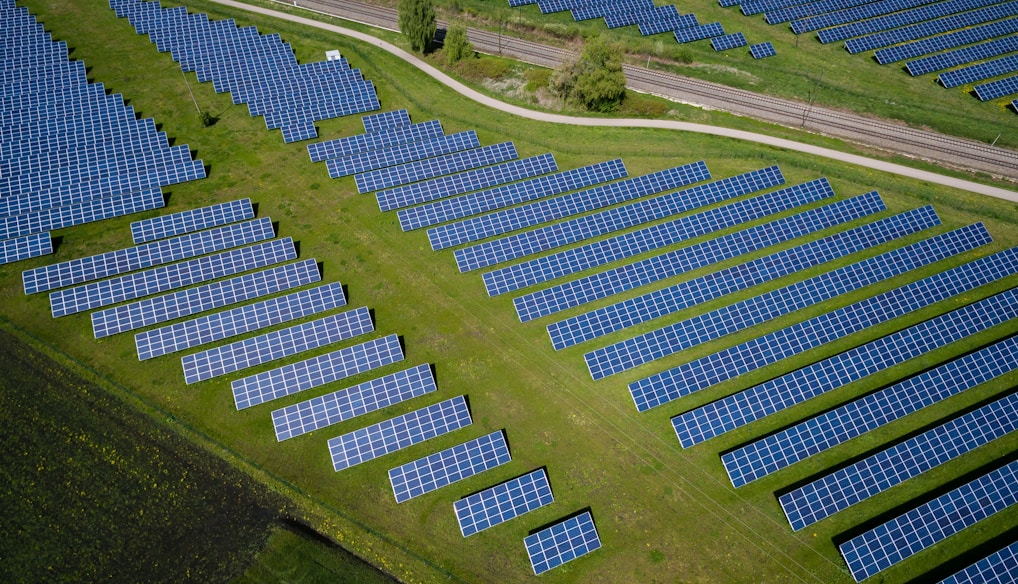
524 67 551 92
455 56 510 81
443 23 473 66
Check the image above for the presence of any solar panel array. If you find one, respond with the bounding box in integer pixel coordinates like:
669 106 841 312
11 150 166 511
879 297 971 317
814 0 1007 41
483 177 836 298
676 23 726 43
389 431 511 503
605 5 681 29
23 217 274 295
233 333 404 410
940 55 1018 88
940 541 1018 584
640 14 701 36
673 281 1018 448
712 32 748 51
623 227 1010 395
272 364 437 441
1 187 167 242
50 237 297 318
328 395 472 471
377 153 557 212
454 469 555 537
844 3 1018 54
326 131 481 178
361 109 410 133
875 18 1018 65
182 306 374 384
129 199 253 244
308 119 444 163
0 232 52 266
519 186 883 326
722 334 1018 490
975 75 1018 101
110 0 380 142
905 36 1018 76
779 390 1018 531
750 42 776 59
571 0 655 21
525 511 602 575
355 142 519 194
433 161 711 254
839 460 1018 582
551 205 939 350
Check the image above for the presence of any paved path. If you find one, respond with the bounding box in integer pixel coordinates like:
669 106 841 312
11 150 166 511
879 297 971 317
212 0 1018 202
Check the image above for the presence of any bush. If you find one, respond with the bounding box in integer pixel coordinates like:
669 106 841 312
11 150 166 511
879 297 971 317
397 0 436 53
524 68 551 92
455 57 510 81
619 92 668 117
443 23 473 66
550 36 626 112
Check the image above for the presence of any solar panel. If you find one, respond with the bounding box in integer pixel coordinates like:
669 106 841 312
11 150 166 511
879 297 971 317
549 206 939 349
326 131 481 179
940 55 1018 88
23 217 274 295
272 364 437 441
781 0 946 28
525 511 602 575
839 460 1018 582
620 225 1008 393
877 19 1018 65
845 3 1018 54
433 161 712 254
639 13 700 36
939 541 1018 584
232 334 404 410
750 42 776 59
723 334 1018 490
182 306 374 384
376 154 557 212
457 165 775 275
571 0 655 21
93 258 320 339
906 36 1018 76
130 198 253 244
605 5 681 29
814 0 1006 41
779 391 1018 531
712 32 748 51
49 237 295 318
397 159 628 232
518 187 885 326
675 23 726 43
976 75 1018 101
454 469 555 537
1 187 165 241
0 232 52 265
483 177 836 297
361 109 411 133
389 431 511 503
672 281 1018 448
307 119 444 163
328 395 472 471
355 140 519 193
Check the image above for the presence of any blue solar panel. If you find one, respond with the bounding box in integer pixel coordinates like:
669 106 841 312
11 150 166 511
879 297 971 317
551 205 939 349
509 0 539 7
571 0 655 21
361 109 411 133
92 258 320 339
672 281 1018 448
976 75 1018 101
741 0 819 17
328 395 472 471
355 142 519 194
232 334 404 410
519 187 883 326
845 3 1018 54
940 541 1018 584
712 32 748 51
814 0 1006 41
640 13 700 36
723 334 1018 490
130 199 253 244
307 120 444 163
778 0 941 28
0 232 52 265
398 159 628 232
622 225 1006 393
483 177 836 297
840 460 1018 582
780 390 1018 531
675 22 726 43
457 165 774 276
182 306 373 384
525 511 602 575
906 36 1018 76
272 364 437 441
750 42 776 59
605 5 681 29
433 161 712 254
877 19 1018 65
389 431 511 503
1 187 165 241
326 131 481 179
455 469 555 537
23 217 274 295
377 154 557 212
49 237 296 318
940 55 1018 88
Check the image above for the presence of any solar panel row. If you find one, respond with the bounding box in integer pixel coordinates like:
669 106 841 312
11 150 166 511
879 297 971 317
329 395 471 471
272 364 437 441
844 3 1018 54
783 0 957 30
673 281 1018 448
1 187 166 243
750 42 776 59
712 32 748 51
905 35 1018 76
676 23 726 44
361 109 411 133
0 232 52 266
355 142 520 194
605 5 681 29
326 131 481 179
130 198 253 244
455 469 555 537
975 75 1018 101
389 431 511 503
813 0 1005 42
940 54 1018 88
640 14 701 36
518 187 887 326
876 18 1018 65
483 177 837 298
571 0 655 21
940 541 1018 584
525 511 602 575
307 119 444 163
722 333 1018 491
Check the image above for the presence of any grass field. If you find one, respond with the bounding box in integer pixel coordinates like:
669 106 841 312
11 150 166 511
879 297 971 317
4 0 1018 582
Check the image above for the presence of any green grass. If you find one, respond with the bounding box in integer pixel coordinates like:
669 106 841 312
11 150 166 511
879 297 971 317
3 1 1018 583
235 525 395 583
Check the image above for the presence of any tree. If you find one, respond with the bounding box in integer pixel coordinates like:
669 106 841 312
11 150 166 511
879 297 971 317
443 23 473 66
398 0 436 53
550 36 626 112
